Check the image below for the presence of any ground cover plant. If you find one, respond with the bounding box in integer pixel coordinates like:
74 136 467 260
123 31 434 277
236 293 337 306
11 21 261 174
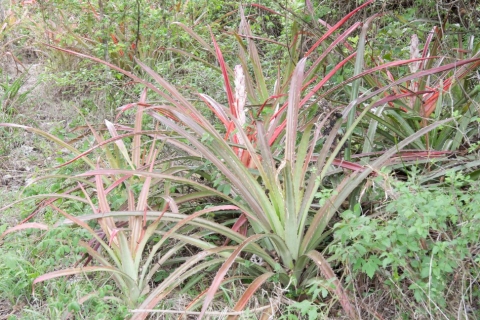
331 170 480 318
1 0 480 319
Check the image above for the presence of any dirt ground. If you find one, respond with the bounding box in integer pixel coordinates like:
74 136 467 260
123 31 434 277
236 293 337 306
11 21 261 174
0 50 79 191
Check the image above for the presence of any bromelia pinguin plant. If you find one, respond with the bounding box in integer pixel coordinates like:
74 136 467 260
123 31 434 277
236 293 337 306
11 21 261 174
141 60 453 319
358 28 480 155
2 1 480 319
0 90 267 317
40 8 467 320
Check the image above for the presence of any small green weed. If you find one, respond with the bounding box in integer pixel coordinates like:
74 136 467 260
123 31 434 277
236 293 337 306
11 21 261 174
331 170 480 317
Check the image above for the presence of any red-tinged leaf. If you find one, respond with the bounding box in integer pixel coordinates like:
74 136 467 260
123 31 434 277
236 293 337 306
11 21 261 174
225 121 237 143
198 234 269 320
0 223 48 240
317 18 354 51
350 150 451 168
77 182 98 214
246 3 281 15
139 146 161 248
304 118 454 253
133 88 147 168
93 161 118 245
108 229 120 247
147 106 181 122
371 90 434 110
104 175 131 194
352 150 450 159
86 2 100 20
301 75 319 91
420 26 436 70
104 120 134 169
32 266 130 294
387 150 451 163
301 123 323 178
146 110 272 227
286 58 306 163
398 150 450 157
115 102 140 122
110 33 119 44
83 118 111 161
198 94 231 129
234 31 259 103
386 68 396 82
143 198 170 233
301 52 357 107
211 29 236 117
136 150 157 213
49 203 96 238
346 14 380 151
304 0 374 57
256 94 286 117
332 159 366 172
95 161 111 214
82 168 260 225
229 272 275 318
317 18 332 29
423 91 440 117
18 199 56 224
306 250 357 319
305 22 361 80
230 213 248 232
223 213 248 246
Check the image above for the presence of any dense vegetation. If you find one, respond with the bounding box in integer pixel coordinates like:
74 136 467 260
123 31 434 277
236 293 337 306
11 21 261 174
1 0 479 319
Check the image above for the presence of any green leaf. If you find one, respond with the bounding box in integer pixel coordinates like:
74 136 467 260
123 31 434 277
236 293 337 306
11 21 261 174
68 301 81 312
364 255 381 279
222 184 231 195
